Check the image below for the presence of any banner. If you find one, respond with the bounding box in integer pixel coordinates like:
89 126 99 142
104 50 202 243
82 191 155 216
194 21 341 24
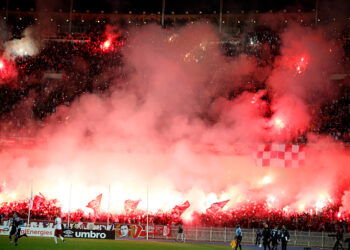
0 226 54 237
62 229 114 240
115 224 171 238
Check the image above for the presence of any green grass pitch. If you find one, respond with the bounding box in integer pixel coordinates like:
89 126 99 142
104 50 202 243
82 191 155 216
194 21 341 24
0 236 232 249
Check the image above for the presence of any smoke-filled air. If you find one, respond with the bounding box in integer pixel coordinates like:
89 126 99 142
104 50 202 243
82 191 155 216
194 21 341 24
0 18 350 224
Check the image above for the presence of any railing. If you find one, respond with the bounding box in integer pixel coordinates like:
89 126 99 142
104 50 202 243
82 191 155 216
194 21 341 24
169 227 345 248
1 219 345 247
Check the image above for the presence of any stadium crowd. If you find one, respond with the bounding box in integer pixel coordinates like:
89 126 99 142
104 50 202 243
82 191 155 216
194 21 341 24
0 30 123 138
0 195 348 232
0 13 349 235
0 21 349 142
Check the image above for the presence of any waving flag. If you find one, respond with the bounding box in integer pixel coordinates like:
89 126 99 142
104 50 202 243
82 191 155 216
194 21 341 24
86 194 102 214
124 199 141 213
170 201 190 223
32 193 46 210
254 144 305 168
171 201 190 216
206 200 230 214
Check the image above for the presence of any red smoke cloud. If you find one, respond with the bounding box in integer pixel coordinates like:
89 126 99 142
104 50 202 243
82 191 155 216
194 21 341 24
0 22 349 218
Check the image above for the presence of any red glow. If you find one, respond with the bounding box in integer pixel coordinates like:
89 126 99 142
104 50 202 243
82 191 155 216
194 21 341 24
103 40 111 49
0 58 17 82
101 39 113 52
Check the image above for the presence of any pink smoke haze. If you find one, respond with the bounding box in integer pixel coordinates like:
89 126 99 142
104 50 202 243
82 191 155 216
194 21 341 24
0 22 349 217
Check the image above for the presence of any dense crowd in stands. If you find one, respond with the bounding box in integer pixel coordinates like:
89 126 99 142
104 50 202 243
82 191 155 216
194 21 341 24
0 29 123 137
318 87 350 142
0 14 349 140
0 25 348 141
0 195 348 232
0 16 349 233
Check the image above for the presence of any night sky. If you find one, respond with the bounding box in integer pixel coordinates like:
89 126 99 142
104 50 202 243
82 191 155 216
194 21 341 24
0 0 340 14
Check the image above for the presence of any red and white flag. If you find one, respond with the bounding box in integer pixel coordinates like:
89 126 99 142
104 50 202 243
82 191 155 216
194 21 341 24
86 194 102 214
171 201 190 216
206 200 230 214
254 144 305 168
124 199 141 213
32 193 46 210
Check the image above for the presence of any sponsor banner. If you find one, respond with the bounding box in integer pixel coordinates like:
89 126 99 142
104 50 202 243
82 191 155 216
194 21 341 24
0 226 9 235
63 229 114 240
115 224 171 238
0 226 54 237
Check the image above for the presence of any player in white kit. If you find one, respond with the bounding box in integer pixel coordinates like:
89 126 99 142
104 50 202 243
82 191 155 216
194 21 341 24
54 214 65 244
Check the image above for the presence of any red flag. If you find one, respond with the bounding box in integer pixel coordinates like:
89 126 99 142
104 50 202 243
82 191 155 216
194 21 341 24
32 193 46 210
206 200 230 214
171 201 190 219
254 144 305 168
124 199 141 213
86 194 102 214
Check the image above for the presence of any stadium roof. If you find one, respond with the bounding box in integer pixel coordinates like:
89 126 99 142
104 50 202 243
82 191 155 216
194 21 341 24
1 0 346 14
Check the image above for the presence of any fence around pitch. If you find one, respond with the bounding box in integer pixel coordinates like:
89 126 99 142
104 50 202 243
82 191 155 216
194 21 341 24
1 219 342 247
152 226 343 248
